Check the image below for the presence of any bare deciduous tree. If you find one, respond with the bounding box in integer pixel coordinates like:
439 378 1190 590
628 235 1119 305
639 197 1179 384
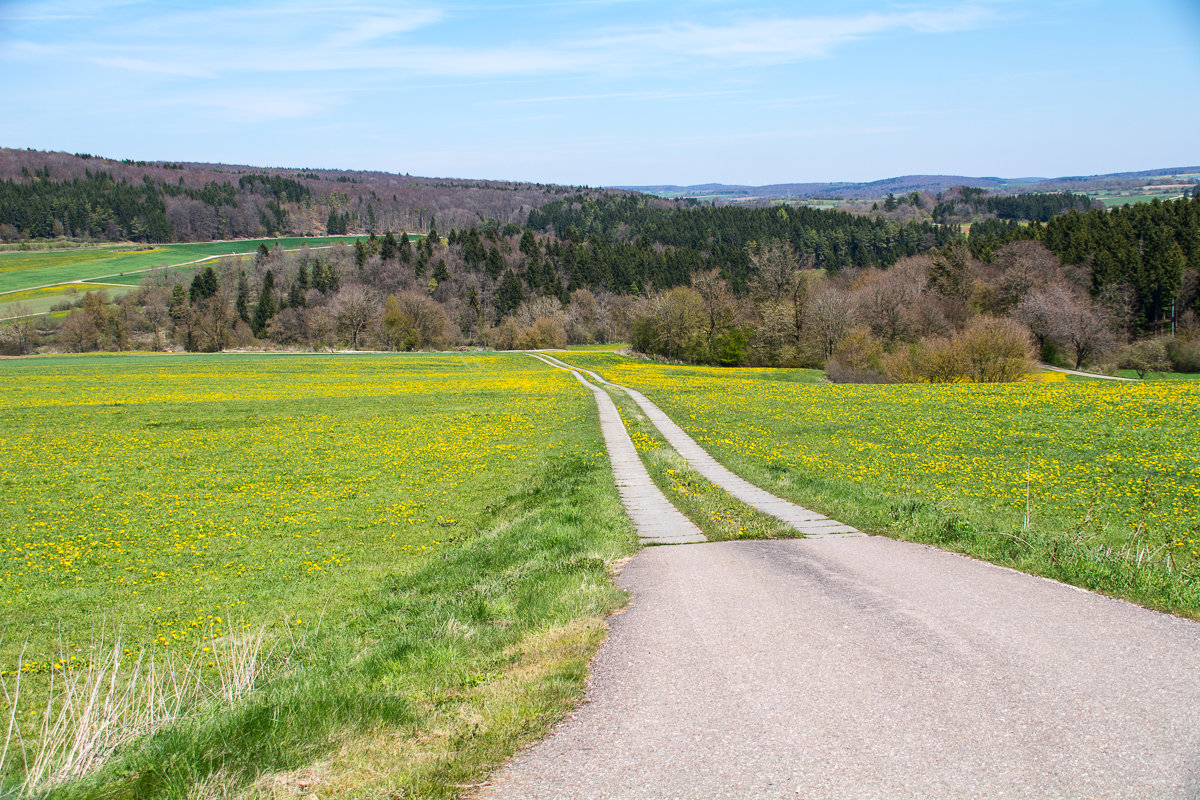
805 285 854 360
334 285 379 349
691 269 736 352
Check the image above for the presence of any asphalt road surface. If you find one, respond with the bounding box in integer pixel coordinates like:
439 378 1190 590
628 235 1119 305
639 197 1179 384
480 536 1200 799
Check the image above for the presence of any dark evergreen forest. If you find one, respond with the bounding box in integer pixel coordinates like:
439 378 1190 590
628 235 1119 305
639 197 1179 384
527 194 959 287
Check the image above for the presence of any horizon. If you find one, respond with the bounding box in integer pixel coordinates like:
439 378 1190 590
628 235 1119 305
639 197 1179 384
2 1 1198 186
10 144 1198 190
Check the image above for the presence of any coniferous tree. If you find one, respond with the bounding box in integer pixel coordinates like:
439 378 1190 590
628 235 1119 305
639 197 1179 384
380 231 399 261
520 229 538 258
495 269 524 317
235 271 251 323
189 267 218 303
252 269 277 336
486 246 504 280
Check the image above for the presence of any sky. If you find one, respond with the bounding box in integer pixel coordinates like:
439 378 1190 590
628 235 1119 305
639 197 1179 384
0 0 1197 186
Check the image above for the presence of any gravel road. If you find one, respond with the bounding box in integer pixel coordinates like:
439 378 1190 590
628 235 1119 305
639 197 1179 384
480 536 1200 799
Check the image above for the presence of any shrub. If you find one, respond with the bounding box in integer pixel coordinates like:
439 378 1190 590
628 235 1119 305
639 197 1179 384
958 316 1035 382
1167 337 1200 373
920 335 970 383
526 316 567 350
879 317 1034 383
1116 338 1171 378
826 327 887 383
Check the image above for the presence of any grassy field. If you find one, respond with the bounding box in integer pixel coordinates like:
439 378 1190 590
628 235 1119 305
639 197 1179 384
0 282 138 319
0 352 635 797
0 236 367 296
561 353 1200 615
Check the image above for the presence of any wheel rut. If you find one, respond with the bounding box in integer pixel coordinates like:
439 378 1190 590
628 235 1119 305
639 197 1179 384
529 353 703 545
534 353 864 539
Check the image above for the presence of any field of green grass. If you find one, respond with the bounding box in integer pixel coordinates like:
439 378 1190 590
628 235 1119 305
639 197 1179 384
0 236 367 296
561 353 1200 616
1089 188 1193 207
0 282 138 318
0 353 634 797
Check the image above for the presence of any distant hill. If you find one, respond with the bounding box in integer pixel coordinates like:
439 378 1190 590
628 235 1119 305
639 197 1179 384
0 147 632 242
620 167 1200 203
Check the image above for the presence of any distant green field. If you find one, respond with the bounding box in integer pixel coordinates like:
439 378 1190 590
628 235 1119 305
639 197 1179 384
93 254 255 287
0 236 365 295
0 282 137 318
1092 190 1189 207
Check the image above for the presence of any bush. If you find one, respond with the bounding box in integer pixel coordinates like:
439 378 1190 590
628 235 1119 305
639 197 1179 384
526 316 567 350
957 316 1035 382
1167 337 1200 373
1116 338 1171 378
879 317 1034 383
711 326 748 366
826 328 887 383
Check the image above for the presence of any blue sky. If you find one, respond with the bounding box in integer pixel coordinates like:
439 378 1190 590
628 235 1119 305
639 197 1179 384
1 0 1197 185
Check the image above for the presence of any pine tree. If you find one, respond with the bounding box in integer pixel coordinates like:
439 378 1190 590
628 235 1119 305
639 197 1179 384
519 229 538 258
380 231 399 261
235 271 250 322
486 246 504 279
189 267 218 303
495 269 524 316
252 269 277 337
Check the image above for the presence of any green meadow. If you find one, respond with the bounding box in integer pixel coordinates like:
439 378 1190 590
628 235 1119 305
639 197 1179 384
0 352 634 797
0 236 366 296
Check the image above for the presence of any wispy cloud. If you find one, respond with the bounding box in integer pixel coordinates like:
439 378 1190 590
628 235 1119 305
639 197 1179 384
575 5 1001 67
88 55 216 79
323 8 446 48
151 87 343 122
2 1 1006 80
490 89 745 105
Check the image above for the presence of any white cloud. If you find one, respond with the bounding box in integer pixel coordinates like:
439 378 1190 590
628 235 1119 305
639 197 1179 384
88 55 216 78
577 5 1001 66
153 88 341 121
490 89 745 105
2 2 1005 81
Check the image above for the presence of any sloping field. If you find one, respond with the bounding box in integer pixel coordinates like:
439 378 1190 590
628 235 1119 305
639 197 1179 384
0 352 634 796
0 236 364 295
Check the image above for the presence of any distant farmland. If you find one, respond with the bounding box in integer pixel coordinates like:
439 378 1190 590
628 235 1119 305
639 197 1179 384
0 235 367 317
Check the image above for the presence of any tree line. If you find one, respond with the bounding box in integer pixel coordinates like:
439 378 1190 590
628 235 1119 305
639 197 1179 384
4 184 1198 384
933 187 1098 224
972 196 1200 334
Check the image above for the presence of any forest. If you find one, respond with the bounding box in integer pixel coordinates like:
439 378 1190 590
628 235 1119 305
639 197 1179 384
0 147 610 242
3 148 1199 383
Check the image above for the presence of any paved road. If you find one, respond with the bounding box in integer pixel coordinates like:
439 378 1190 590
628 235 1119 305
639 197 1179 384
480 537 1200 799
